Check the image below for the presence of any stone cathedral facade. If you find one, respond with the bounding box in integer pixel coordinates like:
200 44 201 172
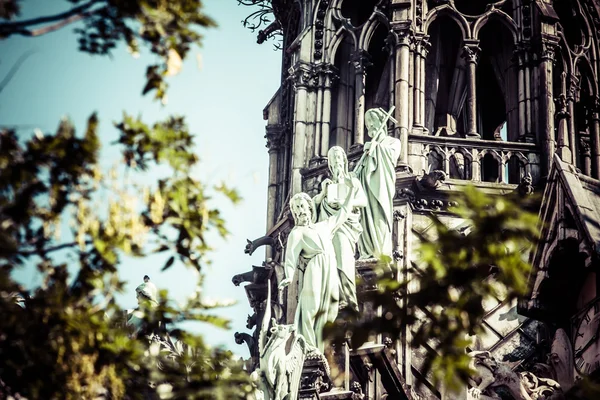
232 0 600 398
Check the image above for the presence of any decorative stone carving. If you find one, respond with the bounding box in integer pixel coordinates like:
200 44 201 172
353 107 401 260
280 181 358 352
127 275 159 336
517 173 535 197
313 146 367 311
462 44 481 65
253 281 309 400
467 351 563 400
416 169 447 190
350 381 365 400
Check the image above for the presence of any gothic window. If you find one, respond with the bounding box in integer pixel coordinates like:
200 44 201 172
364 23 390 139
330 35 355 149
424 15 464 136
476 20 516 141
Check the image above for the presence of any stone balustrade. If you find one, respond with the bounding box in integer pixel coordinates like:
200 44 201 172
408 134 541 185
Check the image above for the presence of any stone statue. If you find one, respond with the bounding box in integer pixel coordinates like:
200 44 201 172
313 146 367 311
279 177 359 352
467 351 563 400
252 280 308 400
127 275 159 336
354 107 401 260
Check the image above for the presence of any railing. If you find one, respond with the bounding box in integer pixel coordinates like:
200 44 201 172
408 134 541 185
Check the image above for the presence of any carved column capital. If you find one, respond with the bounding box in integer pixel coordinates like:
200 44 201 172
555 93 569 117
591 96 600 120
539 37 559 62
580 137 592 156
316 63 339 88
265 124 284 151
461 42 481 64
390 21 413 47
566 74 580 101
287 64 319 90
351 50 372 74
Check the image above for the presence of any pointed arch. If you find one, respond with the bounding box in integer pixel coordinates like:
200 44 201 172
472 9 518 44
424 4 472 39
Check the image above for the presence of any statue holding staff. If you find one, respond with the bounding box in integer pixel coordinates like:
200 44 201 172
354 107 401 260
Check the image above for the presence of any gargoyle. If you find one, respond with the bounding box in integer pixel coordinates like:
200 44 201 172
517 173 534 197
417 169 447 190
234 332 256 358
232 264 273 286
467 351 563 400
252 280 309 400
245 235 275 256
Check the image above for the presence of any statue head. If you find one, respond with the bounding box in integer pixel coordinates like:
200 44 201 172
135 277 158 307
289 193 316 227
327 146 348 182
365 108 387 141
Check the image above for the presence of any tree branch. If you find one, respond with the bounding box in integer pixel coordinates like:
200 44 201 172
0 0 105 38
18 240 92 256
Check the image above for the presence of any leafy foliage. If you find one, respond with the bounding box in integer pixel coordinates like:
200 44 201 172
0 1 252 399
0 0 216 101
0 112 251 399
326 186 540 393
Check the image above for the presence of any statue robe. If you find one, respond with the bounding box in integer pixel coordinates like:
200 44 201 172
355 135 401 259
284 208 351 352
316 176 364 311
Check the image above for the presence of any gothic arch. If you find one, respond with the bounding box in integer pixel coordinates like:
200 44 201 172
472 10 518 44
424 5 471 39
325 27 355 64
575 55 598 98
358 12 390 51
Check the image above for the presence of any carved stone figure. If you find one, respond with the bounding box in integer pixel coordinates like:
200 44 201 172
252 280 308 400
467 351 563 400
354 107 401 260
417 169 447 190
279 177 359 352
127 275 159 335
314 146 367 311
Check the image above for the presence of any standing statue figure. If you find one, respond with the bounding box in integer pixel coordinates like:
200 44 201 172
314 146 367 311
354 107 401 260
279 177 359 352
127 275 159 336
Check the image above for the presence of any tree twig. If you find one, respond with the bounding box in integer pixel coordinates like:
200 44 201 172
0 50 36 95
0 0 104 38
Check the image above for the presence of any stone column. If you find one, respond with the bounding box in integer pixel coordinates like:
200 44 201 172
580 137 592 176
555 72 572 162
412 34 429 133
420 37 430 134
392 23 413 162
538 38 558 176
591 97 600 179
514 45 526 139
320 64 337 156
352 50 371 146
567 74 579 165
524 48 534 141
290 66 311 194
265 127 282 230
462 41 481 138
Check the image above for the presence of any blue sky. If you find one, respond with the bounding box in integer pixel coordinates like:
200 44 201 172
0 0 282 355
